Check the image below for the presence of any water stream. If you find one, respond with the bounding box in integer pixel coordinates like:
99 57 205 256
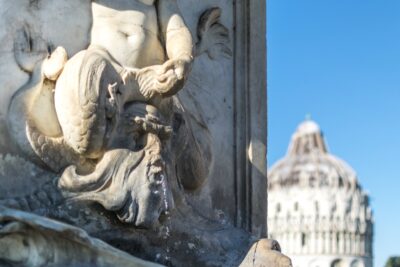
160 173 171 265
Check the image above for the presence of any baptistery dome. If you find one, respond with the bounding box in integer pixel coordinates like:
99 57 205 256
268 120 373 267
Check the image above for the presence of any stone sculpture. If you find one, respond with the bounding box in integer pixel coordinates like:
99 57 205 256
7 0 214 227
0 0 290 266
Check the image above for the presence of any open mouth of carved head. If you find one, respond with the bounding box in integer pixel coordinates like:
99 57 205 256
58 132 174 228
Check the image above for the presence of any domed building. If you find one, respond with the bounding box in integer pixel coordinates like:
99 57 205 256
268 120 373 267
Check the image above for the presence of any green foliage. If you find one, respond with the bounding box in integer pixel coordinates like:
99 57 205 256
385 257 400 267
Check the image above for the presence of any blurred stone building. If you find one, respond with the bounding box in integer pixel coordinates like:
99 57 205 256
268 120 373 267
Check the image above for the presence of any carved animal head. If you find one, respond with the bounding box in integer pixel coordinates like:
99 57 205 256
58 133 173 228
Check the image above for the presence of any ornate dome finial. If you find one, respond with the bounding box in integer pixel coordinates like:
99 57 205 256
287 119 327 156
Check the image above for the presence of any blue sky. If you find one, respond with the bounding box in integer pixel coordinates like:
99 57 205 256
267 1 400 266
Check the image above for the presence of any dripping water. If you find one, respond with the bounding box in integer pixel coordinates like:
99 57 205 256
160 173 171 265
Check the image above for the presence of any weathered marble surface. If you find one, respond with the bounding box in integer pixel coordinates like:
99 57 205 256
240 239 292 267
0 206 162 267
0 0 289 266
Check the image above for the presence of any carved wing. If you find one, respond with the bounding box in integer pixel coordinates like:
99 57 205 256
196 7 232 59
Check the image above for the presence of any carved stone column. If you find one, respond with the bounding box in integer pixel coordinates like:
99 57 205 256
233 0 267 237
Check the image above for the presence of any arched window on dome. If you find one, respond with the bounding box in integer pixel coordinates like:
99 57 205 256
350 259 364 267
331 259 344 267
294 202 299 211
276 203 281 213
301 232 307 248
336 233 340 249
338 176 344 188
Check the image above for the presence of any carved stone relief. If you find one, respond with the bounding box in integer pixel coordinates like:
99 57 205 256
0 0 290 266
